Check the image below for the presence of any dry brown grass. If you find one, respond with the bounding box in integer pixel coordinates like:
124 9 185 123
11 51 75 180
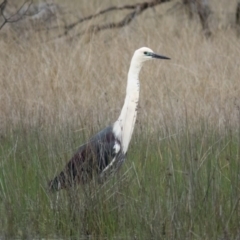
0 0 239 134
1 2 240 238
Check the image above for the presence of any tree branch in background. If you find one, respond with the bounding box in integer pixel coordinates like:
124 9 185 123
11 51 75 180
236 1 240 36
0 0 33 30
61 0 171 37
0 0 7 29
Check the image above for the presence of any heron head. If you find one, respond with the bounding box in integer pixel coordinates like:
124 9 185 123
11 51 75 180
133 47 170 64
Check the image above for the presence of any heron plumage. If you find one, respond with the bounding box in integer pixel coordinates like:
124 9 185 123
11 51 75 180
49 47 170 192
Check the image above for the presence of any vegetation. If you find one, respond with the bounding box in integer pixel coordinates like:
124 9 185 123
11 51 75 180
0 0 240 239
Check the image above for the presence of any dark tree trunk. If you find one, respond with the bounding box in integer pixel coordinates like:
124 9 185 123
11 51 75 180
236 1 240 36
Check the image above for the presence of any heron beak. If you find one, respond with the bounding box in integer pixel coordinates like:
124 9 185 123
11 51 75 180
152 53 170 60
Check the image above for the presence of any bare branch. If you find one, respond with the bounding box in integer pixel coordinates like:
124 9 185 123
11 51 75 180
0 0 8 30
0 0 33 30
65 4 137 33
0 0 7 12
61 0 170 38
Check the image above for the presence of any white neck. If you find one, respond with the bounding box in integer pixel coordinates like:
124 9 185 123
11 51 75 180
113 56 143 154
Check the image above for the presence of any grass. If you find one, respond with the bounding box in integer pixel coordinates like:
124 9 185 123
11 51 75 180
0 0 240 238
0 124 240 239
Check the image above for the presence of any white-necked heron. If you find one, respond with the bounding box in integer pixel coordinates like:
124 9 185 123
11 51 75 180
49 47 170 191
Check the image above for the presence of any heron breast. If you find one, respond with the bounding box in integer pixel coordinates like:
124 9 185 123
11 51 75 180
113 141 121 154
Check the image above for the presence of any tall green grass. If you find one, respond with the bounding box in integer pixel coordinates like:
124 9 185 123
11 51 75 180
0 1 240 239
0 121 239 239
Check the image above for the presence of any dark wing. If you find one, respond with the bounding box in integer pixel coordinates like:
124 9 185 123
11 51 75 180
49 126 122 191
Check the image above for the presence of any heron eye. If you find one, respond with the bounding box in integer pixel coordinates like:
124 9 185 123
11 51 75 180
144 51 150 56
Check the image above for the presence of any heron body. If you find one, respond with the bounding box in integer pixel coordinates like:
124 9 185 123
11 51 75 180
49 47 170 192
